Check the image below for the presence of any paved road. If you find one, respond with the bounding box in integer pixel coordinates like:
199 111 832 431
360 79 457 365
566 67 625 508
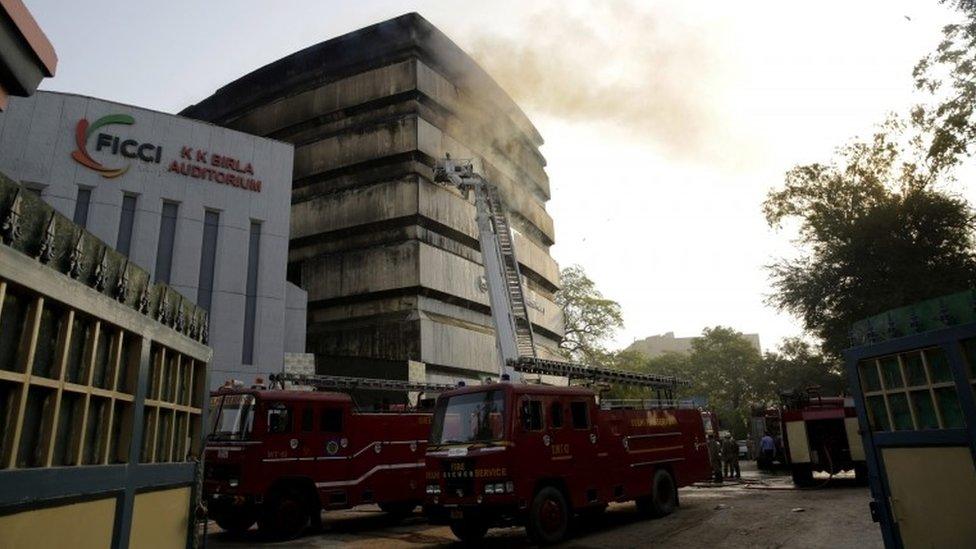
206 465 882 548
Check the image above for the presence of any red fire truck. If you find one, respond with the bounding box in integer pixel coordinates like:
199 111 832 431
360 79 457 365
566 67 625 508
779 390 867 486
423 358 714 544
204 375 453 539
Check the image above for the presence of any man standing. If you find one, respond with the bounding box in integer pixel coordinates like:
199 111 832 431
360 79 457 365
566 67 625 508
707 434 723 483
760 432 776 468
722 434 740 479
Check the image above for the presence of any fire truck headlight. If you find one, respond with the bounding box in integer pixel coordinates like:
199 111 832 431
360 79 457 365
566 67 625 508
228 479 239 488
426 484 441 495
505 481 514 493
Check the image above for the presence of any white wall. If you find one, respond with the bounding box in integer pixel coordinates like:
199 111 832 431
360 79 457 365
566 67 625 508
0 91 301 386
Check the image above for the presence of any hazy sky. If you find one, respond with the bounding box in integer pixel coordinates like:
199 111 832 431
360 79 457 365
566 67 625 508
26 0 967 352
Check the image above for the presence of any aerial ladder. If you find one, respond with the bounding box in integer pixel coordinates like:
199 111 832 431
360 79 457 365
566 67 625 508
433 156 687 396
434 155 536 378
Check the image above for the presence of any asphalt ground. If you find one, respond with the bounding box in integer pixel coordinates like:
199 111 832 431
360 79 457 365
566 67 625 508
205 462 882 548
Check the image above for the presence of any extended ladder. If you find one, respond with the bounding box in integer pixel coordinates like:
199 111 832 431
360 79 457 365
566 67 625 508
435 157 536 376
509 356 689 389
269 372 456 393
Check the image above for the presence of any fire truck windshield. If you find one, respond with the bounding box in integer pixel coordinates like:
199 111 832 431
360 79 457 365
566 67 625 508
208 394 255 440
430 390 507 445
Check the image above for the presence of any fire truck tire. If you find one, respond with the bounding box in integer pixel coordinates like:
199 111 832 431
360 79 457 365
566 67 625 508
214 511 256 535
854 462 868 485
637 469 677 518
449 519 488 543
791 464 814 487
258 488 310 540
378 501 418 517
527 486 570 545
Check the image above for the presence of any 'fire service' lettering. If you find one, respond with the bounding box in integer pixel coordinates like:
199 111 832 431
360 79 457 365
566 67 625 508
630 411 679 428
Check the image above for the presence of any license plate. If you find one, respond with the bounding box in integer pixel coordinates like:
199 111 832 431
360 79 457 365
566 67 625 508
218 449 229 459
450 509 463 520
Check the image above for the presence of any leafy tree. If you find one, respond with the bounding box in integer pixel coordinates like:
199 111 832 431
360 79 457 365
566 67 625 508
763 118 976 358
913 13 976 172
603 349 690 399
758 338 846 402
684 327 763 437
555 265 624 362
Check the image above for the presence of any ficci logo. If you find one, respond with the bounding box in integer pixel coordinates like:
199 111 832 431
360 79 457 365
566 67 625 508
71 114 162 178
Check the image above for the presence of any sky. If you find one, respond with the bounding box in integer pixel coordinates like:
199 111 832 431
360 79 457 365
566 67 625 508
24 0 968 353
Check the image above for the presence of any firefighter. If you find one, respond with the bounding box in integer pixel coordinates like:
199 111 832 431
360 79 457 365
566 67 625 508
722 434 740 479
707 434 723 483
759 432 775 468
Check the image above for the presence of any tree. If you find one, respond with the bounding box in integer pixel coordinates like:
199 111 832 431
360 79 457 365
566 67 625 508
913 12 976 173
684 327 764 437
758 338 846 403
554 265 624 363
763 118 976 358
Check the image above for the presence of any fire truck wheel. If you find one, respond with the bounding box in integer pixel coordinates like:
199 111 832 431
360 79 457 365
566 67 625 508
449 519 488 543
527 486 570 545
637 469 677 518
258 489 310 540
854 462 869 485
378 501 418 518
214 511 256 535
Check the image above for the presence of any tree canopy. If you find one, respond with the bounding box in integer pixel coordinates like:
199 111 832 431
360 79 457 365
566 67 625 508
763 118 976 358
554 265 623 362
608 328 841 437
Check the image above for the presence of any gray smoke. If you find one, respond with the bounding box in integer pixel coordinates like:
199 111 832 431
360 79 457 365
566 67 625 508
468 0 737 164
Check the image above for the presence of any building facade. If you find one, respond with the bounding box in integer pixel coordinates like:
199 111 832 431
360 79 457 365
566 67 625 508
627 331 762 358
182 13 564 383
0 91 307 386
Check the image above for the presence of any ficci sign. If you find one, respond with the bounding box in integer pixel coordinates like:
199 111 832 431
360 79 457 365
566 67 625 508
70 113 263 192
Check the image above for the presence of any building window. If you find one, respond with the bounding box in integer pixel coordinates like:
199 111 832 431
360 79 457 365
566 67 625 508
115 194 137 255
197 210 219 312
154 201 179 284
859 347 969 432
73 187 92 228
242 221 261 365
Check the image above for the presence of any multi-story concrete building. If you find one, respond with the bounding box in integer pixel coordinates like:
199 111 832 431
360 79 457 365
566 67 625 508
0 91 307 386
183 13 563 383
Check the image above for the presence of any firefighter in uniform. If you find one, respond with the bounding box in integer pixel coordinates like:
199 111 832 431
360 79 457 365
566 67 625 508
707 434 723 483
722 434 741 479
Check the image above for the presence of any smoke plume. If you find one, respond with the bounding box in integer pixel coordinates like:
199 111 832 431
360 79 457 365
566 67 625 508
468 0 740 164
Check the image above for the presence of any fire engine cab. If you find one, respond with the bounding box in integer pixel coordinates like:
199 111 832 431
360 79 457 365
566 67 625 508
204 380 442 539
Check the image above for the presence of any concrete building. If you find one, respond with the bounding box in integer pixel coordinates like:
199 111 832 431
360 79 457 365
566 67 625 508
0 91 307 386
627 331 762 358
182 13 563 383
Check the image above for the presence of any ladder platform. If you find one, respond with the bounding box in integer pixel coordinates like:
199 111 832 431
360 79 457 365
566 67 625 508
508 356 689 389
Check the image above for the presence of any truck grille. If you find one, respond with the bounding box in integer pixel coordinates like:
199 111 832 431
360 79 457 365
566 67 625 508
442 459 475 498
